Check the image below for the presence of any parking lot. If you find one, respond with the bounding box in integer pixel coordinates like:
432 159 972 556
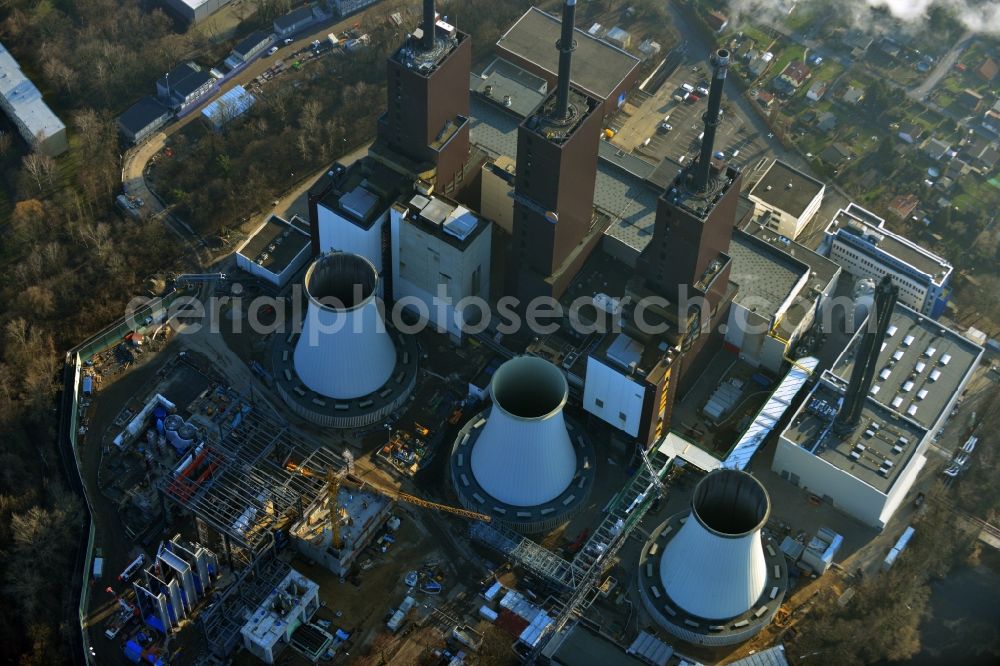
608 60 775 174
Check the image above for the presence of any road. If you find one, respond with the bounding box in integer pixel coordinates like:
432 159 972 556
909 30 975 100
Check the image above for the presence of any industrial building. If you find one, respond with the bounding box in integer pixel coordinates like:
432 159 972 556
273 6 323 39
0 42 67 156
161 0 230 24
370 2 472 194
450 356 595 532
774 295 982 528
389 193 491 342
239 569 320 664
272 252 418 427
290 476 393 576
234 214 312 287
306 159 409 273
132 536 219 636
156 62 216 112
821 203 952 318
747 159 826 240
226 31 274 69
506 0 606 304
201 85 256 131
330 0 380 17
117 96 172 145
638 470 788 645
497 6 641 116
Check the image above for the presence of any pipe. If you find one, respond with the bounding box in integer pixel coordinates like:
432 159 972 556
554 0 577 120
422 0 436 51
693 49 730 191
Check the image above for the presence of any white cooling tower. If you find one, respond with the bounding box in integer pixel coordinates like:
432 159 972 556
659 470 770 620
470 356 576 507
293 252 397 400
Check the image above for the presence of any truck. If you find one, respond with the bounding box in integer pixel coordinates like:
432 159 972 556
386 595 416 633
327 33 339 48
92 548 104 579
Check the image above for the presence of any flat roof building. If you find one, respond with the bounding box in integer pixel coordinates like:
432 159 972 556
226 31 274 68
156 62 216 112
821 204 952 318
240 569 320 664
774 304 982 528
234 215 312 287
497 7 641 116
748 159 825 240
118 96 172 145
390 193 491 342
273 6 321 38
0 42 67 156
162 0 230 24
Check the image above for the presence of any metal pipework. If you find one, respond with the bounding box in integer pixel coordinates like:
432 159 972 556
422 0 436 51
554 0 578 120
693 48 730 192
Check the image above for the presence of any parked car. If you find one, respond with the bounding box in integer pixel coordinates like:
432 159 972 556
267 46 279 56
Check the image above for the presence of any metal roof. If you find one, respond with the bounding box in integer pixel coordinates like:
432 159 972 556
201 85 256 128
0 42 65 144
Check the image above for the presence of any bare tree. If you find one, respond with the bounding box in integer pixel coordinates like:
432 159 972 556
22 153 54 191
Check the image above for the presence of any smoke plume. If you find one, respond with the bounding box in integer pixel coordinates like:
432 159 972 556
722 0 1000 36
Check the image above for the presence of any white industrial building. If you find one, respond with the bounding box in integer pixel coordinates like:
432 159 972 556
821 204 952 318
747 160 825 240
583 334 649 439
240 569 320 664
307 159 410 280
234 215 311 287
0 42 67 156
390 194 491 342
162 0 231 23
773 304 982 528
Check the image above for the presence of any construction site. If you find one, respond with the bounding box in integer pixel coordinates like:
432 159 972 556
65 2 995 666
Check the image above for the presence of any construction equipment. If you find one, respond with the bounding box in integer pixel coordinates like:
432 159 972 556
414 422 430 437
285 461 492 530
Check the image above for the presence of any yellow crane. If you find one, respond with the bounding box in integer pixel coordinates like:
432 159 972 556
285 461 491 548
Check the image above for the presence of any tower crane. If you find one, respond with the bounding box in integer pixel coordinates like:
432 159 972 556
285 459 492 546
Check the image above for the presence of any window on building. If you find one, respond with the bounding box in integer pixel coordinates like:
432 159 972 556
619 411 627 421
595 398 604 408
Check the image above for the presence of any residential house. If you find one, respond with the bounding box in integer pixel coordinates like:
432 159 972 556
841 85 865 105
896 121 925 144
985 100 1000 133
956 88 983 113
756 90 775 109
747 51 774 77
706 10 729 33
842 29 874 55
887 193 919 220
961 135 1000 172
944 158 969 180
935 176 955 193
922 137 952 161
817 111 838 133
779 61 812 89
806 81 828 102
877 37 902 59
977 57 999 82
820 143 851 166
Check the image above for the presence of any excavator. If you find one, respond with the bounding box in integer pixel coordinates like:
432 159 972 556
285 459 491 550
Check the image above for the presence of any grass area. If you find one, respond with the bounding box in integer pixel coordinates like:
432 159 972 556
771 44 806 78
810 61 845 85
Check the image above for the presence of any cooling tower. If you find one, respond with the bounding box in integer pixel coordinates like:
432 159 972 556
639 470 787 646
451 356 595 532
293 252 396 400
273 251 419 428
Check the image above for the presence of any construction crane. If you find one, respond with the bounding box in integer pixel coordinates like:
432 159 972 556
285 460 492 532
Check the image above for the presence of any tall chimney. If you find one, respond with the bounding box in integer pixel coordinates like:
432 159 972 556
422 0 436 51
554 0 578 120
693 49 730 192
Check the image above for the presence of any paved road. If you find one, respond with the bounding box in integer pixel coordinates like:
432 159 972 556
909 30 975 100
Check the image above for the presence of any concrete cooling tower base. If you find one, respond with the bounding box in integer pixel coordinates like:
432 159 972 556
449 407 595 533
637 470 788 647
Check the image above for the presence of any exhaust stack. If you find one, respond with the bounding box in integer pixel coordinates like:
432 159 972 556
693 49 730 192
554 0 578 120
421 0 436 51
470 356 576 506
293 253 396 400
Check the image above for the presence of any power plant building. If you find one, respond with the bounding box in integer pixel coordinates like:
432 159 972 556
639 470 788 645
774 304 982 527
747 159 826 240
234 215 312 287
389 193 491 342
240 569 320 664
497 6 641 116
821 204 952 318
